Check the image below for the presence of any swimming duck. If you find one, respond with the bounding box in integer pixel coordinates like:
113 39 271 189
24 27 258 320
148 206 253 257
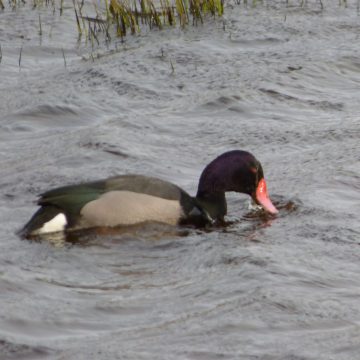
21 150 278 238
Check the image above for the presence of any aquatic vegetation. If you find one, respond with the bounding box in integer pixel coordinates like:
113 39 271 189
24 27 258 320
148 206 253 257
0 0 224 39
80 0 224 38
0 0 345 42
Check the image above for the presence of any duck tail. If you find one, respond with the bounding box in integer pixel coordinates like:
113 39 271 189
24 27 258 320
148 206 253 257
19 206 63 239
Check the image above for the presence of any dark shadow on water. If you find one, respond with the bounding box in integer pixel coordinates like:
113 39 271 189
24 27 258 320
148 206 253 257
0 339 53 360
24 222 194 248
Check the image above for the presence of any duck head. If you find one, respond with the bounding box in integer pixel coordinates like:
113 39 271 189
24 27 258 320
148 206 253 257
196 150 278 221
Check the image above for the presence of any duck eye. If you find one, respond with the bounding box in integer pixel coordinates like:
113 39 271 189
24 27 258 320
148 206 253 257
249 165 259 185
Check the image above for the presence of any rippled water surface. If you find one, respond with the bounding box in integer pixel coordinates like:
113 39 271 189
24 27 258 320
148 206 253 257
1 2 360 359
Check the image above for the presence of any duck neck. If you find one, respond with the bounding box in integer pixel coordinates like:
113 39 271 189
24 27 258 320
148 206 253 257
195 191 227 222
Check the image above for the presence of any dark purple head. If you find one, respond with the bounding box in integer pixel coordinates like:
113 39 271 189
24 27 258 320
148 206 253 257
196 150 278 215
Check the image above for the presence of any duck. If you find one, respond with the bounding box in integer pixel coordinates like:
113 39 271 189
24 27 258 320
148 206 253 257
21 150 278 238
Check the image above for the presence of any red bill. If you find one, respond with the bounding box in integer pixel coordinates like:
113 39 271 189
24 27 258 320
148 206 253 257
254 178 278 215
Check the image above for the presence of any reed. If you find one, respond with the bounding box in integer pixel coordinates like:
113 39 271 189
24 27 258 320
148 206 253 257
1 0 225 40
39 14 43 36
82 0 224 39
169 58 175 74
19 46 22 69
109 0 139 36
61 47 66 68
72 0 82 35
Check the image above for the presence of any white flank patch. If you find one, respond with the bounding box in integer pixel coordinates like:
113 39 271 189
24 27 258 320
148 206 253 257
38 213 67 234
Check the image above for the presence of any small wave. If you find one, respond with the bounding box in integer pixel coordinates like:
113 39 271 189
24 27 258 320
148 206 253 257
259 88 344 111
0 339 52 359
80 141 130 158
202 95 246 113
20 104 78 117
1 104 99 133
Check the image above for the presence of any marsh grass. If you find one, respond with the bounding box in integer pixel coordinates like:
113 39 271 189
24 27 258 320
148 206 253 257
38 14 42 35
72 0 224 39
18 46 22 68
5 0 56 9
1 0 340 42
61 47 66 68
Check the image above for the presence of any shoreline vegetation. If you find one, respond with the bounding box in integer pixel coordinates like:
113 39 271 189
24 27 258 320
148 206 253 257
0 0 341 42
0 0 224 41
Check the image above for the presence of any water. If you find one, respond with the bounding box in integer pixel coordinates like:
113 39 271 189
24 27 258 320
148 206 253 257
1 1 360 359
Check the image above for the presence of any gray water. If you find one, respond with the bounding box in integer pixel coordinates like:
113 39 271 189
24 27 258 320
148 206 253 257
1 1 360 359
